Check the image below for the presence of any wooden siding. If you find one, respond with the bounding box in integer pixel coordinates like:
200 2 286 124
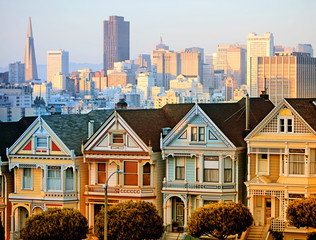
186 157 195 183
168 157 174 181
269 155 280 182
77 156 88 215
250 154 256 180
16 168 42 194
154 152 165 216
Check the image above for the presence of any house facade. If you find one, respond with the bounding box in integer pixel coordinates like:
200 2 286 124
245 98 316 239
83 105 193 228
6 110 112 240
161 97 274 229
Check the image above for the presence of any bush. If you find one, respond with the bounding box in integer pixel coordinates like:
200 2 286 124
187 202 253 240
94 200 163 240
20 208 88 240
287 198 316 229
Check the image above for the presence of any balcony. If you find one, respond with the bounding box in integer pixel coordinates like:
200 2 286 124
85 185 155 198
162 180 236 193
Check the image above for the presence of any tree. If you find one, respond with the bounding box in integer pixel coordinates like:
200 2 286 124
94 200 163 240
34 96 46 107
20 208 88 240
286 197 316 239
187 202 253 240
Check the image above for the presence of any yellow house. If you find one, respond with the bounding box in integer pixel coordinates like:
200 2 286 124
245 98 316 240
7 110 112 240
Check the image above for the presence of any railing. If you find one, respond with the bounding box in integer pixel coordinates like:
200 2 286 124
85 185 155 197
162 181 235 192
271 218 285 232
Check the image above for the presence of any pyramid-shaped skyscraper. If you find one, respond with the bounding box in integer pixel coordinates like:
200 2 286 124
24 17 38 81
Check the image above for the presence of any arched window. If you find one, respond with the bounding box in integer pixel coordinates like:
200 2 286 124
143 163 151 186
66 167 74 191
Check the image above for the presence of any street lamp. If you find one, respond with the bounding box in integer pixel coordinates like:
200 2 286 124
103 169 123 240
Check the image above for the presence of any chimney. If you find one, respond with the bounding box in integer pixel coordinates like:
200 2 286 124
88 120 94 138
260 78 269 100
245 93 250 131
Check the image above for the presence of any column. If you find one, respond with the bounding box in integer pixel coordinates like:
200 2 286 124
184 206 188 228
199 154 203 183
219 154 223 183
88 203 94 227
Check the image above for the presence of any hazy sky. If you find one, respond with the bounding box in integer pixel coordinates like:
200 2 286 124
1 0 315 67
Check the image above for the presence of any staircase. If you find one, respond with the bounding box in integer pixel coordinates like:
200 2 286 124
166 232 184 240
246 225 265 240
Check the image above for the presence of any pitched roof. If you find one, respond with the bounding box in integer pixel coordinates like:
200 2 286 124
117 103 194 151
41 109 113 155
0 117 37 161
285 98 316 131
199 97 275 147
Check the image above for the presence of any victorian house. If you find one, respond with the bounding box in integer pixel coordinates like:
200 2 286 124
161 97 274 229
82 105 193 228
0 117 36 240
245 98 316 239
6 110 112 239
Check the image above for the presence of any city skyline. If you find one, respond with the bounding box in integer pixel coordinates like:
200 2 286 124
1 0 316 68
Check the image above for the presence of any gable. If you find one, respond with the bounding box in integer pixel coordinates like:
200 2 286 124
9 118 71 157
85 114 148 153
247 102 315 141
163 105 235 149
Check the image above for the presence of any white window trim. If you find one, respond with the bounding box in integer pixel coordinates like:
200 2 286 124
110 131 125 146
288 152 306 176
189 124 207 144
46 166 63 192
256 153 270 176
174 157 186 181
65 167 75 192
21 168 33 190
203 156 220 183
277 116 294 134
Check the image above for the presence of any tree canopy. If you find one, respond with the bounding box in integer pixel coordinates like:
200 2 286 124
287 197 316 239
187 202 253 240
20 208 88 240
94 200 163 240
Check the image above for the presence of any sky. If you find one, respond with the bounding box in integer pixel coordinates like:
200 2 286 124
1 0 316 68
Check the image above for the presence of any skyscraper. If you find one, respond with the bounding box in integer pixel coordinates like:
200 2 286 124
24 17 38 81
47 50 69 85
103 16 130 73
296 44 313 57
9 61 25 84
247 32 274 96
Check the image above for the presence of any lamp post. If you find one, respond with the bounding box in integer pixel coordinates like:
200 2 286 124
103 169 123 240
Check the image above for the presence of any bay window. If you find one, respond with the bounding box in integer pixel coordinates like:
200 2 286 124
224 157 232 182
98 163 106 184
142 163 151 186
289 149 305 175
22 168 32 190
65 168 74 191
176 157 185 180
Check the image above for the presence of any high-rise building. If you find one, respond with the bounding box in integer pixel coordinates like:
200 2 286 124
256 52 316 105
296 44 313 57
47 50 69 85
247 32 274 96
9 61 25 84
103 16 130 73
24 17 38 81
226 45 247 86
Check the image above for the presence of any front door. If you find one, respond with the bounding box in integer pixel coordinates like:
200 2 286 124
176 203 184 226
265 198 271 224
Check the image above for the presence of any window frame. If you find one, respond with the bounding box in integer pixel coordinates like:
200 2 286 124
65 167 74 191
278 116 294 134
175 157 185 180
110 131 125 146
142 162 151 187
22 168 33 190
257 153 269 175
47 166 62 191
224 157 232 183
204 156 219 183
288 149 305 176
123 161 138 186
97 163 106 185
190 125 206 143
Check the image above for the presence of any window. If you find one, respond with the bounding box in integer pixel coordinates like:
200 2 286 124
176 157 185 180
258 154 268 174
98 163 106 184
311 149 316 175
124 161 138 186
36 137 47 148
112 133 124 144
204 156 219 182
224 157 232 182
278 108 294 133
22 168 32 189
191 126 205 142
66 168 74 191
143 163 151 186
289 149 305 175
47 166 61 191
